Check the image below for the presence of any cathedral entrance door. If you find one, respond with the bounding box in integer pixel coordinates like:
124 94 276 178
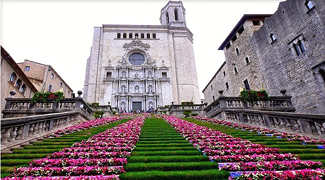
132 102 142 112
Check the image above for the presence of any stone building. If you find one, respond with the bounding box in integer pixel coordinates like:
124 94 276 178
252 0 325 114
203 0 325 114
1 46 38 116
83 1 201 112
17 59 74 98
203 14 271 105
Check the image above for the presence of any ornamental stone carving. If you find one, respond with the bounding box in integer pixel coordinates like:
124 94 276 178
123 39 150 50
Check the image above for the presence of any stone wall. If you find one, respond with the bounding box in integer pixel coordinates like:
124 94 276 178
252 0 325 114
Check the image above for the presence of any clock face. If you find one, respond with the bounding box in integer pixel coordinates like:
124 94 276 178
129 53 145 65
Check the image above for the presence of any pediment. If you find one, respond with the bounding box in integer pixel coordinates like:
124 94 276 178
123 39 150 49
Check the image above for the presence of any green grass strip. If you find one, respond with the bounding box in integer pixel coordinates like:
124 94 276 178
1 159 34 166
127 155 209 163
119 169 229 180
125 162 218 171
134 147 195 151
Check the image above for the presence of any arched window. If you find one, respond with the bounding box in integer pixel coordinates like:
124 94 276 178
14 79 22 88
122 71 126 78
129 53 145 65
135 85 139 93
48 84 53 92
166 13 169 24
9 72 17 84
19 84 26 93
121 85 126 93
174 8 179 21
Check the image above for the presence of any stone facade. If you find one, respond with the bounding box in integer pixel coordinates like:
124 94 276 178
252 0 325 114
17 59 74 98
203 0 325 114
203 15 271 105
1 46 38 117
83 1 201 112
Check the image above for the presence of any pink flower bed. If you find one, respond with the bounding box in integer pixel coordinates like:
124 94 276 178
5 117 145 179
161 115 323 180
3 175 119 180
193 116 325 145
45 117 122 138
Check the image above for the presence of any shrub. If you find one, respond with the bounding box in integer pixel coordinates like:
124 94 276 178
93 111 104 119
183 110 192 118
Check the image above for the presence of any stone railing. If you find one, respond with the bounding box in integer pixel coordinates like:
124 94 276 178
2 97 93 118
205 96 295 118
1 111 87 153
222 109 325 139
167 103 207 118
204 95 324 139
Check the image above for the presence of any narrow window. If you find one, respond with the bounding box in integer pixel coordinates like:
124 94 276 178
211 85 213 90
174 8 179 21
293 40 305 56
162 72 167 77
234 67 238 75
51 73 54 79
25 66 30 71
225 43 231 49
319 69 325 84
9 73 17 83
223 71 226 77
117 33 121 38
15 79 22 88
305 0 315 10
129 33 133 39
147 33 150 39
48 84 53 92
19 84 26 93
238 26 244 34
213 95 215 101
245 57 250 65
141 33 144 39
135 33 139 38
243 79 250 90
236 48 240 55
166 13 169 24
153 34 156 38
252 20 260 25
231 35 237 42
107 72 112 77
60 82 63 87
225 82 229 90
270 33 276 42
68 91 70 95
148 85 153 92
123 33 127 38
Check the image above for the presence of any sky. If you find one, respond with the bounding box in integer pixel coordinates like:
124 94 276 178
1 0 283 99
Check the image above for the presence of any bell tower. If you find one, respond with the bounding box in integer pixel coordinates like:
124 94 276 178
160 1 186 27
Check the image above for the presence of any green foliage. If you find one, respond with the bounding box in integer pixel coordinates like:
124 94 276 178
93 110 104 119
240 89 269 103
190 113 198 116
181 101 194 106
183 110 192 118
112 111 116 115
31 91 64 103
162 111 167 114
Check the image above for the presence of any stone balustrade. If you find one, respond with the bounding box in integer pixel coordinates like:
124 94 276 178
204 95 324 139
2 97 93 118
1 111 87 153
223 109 325 139
205 96 295 118
166 103 207 117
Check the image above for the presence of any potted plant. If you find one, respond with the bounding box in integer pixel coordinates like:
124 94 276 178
31 91 65 104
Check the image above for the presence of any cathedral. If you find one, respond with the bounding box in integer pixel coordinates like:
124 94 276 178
83 1 201 112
